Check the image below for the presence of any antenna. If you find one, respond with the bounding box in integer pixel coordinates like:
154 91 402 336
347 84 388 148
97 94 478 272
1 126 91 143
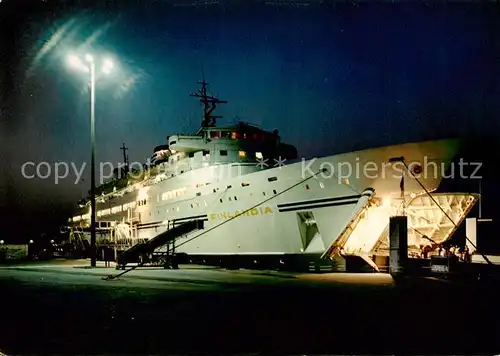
120 143 129 175
190 63 228 128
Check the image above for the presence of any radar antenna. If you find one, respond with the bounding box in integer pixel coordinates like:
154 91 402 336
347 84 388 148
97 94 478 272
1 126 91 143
190 61 227 128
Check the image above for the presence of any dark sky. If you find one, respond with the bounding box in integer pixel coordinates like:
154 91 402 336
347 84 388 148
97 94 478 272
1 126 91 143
1 0 499 241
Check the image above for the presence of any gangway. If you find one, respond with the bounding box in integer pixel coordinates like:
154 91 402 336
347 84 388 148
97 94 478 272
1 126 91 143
115 219 204 270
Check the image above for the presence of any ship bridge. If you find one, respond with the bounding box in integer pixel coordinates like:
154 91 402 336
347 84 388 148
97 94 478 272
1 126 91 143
167 122 297 162
322 192 479 270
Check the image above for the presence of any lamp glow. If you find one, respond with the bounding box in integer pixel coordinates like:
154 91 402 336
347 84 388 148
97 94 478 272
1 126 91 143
103 59 113 69
67 54 89 72
68 54 81 67
102 59 113 74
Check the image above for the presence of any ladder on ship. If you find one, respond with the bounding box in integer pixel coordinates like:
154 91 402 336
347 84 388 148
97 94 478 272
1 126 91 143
69 227 90 258
115 219 204 270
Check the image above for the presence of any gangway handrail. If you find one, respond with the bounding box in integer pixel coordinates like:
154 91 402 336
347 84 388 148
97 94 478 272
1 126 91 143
115 219 204 269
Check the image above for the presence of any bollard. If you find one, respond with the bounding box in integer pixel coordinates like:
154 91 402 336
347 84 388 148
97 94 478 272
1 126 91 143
389 216 408 277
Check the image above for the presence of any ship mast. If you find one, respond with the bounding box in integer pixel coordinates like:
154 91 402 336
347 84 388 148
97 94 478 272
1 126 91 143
120 142 129 175
190 63 227 128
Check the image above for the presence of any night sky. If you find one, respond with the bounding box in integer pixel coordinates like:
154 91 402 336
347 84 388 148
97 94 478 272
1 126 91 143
1 0 499 242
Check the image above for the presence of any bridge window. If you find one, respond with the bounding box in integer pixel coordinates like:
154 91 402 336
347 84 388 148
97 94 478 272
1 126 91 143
255 152 263 159
220 150 228 156
210 131 220 138
203 150 210 156
188 152 194 158
238 151 246 157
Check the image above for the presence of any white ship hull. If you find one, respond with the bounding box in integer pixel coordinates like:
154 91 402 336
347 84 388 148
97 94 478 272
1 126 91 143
70 138 464 265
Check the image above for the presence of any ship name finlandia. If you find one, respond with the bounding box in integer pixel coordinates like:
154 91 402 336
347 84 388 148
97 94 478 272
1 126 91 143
209 207 273 220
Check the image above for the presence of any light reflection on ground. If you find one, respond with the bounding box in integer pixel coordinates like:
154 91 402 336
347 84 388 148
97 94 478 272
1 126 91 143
0 259 499 354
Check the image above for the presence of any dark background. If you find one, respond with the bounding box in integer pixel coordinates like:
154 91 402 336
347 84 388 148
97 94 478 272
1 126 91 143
1 0 499 246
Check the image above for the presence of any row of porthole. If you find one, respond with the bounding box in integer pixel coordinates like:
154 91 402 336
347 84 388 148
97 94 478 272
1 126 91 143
131 179 326 218
219 189 278 203
152 198 211 215
154 176 282 207
212 181 322 205
146 177 326 216
145 179 325 215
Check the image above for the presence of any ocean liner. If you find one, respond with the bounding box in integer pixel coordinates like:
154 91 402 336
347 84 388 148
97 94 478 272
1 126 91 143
66 79 479 271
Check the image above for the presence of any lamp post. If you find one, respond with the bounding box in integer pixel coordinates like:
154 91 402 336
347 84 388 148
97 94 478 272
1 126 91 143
89 55 97 268
67 54 114 267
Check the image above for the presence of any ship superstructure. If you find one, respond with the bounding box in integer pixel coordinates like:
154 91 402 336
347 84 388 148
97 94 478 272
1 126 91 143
66 79 479 271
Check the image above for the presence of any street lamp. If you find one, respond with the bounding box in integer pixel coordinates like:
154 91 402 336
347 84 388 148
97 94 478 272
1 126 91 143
67 53 114 267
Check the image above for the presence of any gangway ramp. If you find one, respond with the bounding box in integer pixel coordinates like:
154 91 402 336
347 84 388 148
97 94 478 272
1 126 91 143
116 219 204 269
